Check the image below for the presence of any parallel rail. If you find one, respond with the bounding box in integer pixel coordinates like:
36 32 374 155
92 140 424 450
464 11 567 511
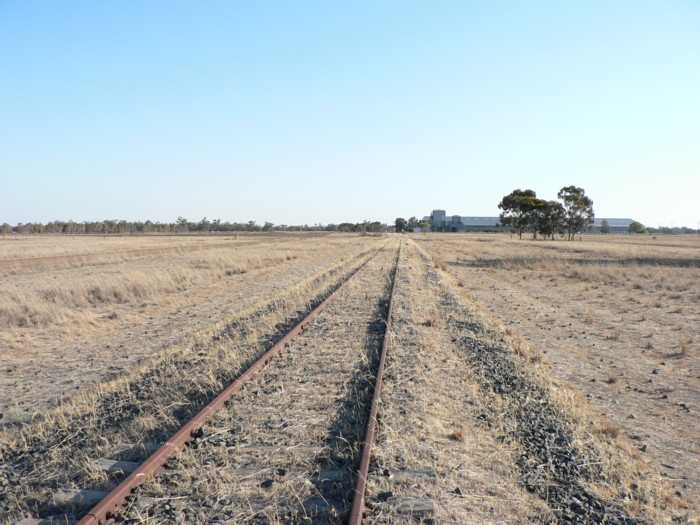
348 242 402 524
68 242 399 525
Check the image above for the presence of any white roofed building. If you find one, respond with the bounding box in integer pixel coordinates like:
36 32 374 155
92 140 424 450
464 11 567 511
423 210 636 234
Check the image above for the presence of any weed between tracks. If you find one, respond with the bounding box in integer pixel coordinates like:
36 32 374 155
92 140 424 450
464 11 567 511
0 244 382 523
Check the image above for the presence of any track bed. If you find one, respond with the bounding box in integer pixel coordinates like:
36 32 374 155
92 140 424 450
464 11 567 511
116 242 399 523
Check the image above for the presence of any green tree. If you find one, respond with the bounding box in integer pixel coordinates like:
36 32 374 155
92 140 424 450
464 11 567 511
365 221 383 233
418 220 431 232
628 221 648 234
600 219 610 234
557 186 594 240
535 200 565 239
394 217 408 233
197 217 211 232
498 189 540 239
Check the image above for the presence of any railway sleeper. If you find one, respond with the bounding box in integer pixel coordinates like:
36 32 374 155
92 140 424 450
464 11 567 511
377 497 435 519
89 458 140 476
17 489 112 523
17 519 79 525
110 442 162 461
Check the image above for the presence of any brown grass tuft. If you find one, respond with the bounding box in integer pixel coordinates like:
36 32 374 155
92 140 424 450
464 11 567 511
678 337 692 356
423 316 441 328
595 423 621 439
606 330 621 341
431 254 446 271
449 428 467 443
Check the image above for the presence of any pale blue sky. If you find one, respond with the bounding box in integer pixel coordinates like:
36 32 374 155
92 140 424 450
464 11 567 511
1 1 699 227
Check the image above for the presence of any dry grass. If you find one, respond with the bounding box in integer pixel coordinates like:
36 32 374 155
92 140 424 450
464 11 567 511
0 234 215 260
3 233 697 522
449 428 467 442
411 234 699 521
114 244 398 524
678 337 692 357
0 249 298 328
430 253 446 271
595 422 621 439
0 240 385 523
0 234 383 420
367 242 550 523
422 315 441 327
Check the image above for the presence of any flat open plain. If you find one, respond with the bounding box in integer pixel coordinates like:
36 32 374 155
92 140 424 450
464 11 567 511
413 234 699 513
0 233 697 523
0 233 378 419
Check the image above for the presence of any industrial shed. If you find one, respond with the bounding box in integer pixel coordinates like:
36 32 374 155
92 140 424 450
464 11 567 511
424 210 636 234
590 218 635 234
424 210 508 232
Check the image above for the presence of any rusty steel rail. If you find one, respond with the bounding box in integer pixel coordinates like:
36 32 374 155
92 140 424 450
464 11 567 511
77 244 388 525
348 241 403 525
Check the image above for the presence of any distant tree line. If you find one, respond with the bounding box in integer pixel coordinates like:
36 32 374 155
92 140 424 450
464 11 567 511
498 186 595 240
336 221 385 232
393 216 431 233
645 225 698 234
0 218 388 235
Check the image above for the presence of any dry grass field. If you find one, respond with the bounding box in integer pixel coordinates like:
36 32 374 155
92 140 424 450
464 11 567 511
412 233 700 511
0 233 381 423
1 233 698 523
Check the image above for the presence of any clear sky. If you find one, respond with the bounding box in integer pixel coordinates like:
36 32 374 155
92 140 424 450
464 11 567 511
1 1 699 228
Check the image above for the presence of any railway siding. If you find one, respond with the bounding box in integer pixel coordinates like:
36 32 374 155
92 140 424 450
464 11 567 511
0 243 387 524
367 240 683 523
366 241 550 523
116 241 400 523
4 235 693 524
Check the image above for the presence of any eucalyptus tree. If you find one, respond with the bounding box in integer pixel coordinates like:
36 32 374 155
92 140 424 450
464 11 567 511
535 200 565 239
394 217 408 233
628 221 648 234
557 186 594 240
498 189 541 239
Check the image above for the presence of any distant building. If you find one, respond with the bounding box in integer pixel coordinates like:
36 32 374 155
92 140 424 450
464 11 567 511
590 218 635 234
424 210 508 233
423 210 636 234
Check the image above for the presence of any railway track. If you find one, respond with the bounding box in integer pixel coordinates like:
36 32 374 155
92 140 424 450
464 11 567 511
16 241 413 524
